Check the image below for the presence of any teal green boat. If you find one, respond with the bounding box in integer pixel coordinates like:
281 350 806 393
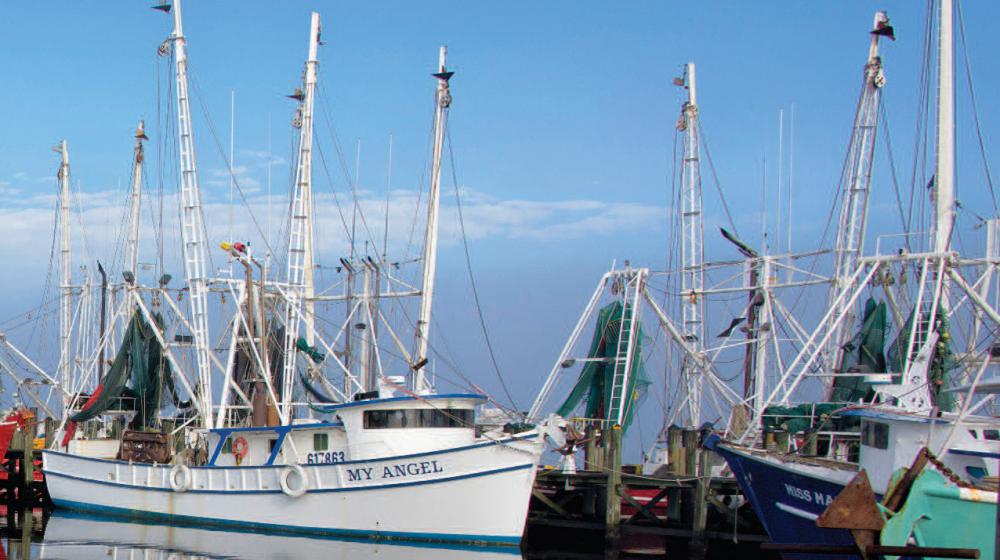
881 467 997 560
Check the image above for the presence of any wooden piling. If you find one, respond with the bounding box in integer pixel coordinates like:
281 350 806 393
585 424 603 471
668 426 684 474
682 429 699 476
803 430 818 456
689 448 712 559
604 424 623 547
774 430 790 453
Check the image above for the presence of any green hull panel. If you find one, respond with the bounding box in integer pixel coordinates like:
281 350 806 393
881 468 996 560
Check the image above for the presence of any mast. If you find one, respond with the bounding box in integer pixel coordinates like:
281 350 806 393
57 140 72 400
414 46 452 393
126 121 147 276
935 0 955 253
826 11 890 376
678 62 705 426
168 0 213 427
282 12 321 420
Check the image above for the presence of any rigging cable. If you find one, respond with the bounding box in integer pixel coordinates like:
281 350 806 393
877 97 911 236
188 75 267 263
445 127 520 414
955 0 999 218
697 122 742 238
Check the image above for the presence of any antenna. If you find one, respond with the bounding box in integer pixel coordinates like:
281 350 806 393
56 140 72 403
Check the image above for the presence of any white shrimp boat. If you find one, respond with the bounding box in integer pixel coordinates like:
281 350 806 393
41 0 543 546
44 392 541 545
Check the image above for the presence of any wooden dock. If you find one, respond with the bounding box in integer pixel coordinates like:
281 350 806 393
0 425 49 509
526 426 770 559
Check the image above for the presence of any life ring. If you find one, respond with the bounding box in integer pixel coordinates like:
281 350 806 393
232 436 249 463
279 464 308 498
169 464 192 492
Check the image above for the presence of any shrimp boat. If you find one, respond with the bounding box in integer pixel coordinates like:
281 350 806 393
707 3 999 557
43 391 541 545
42 1 542 546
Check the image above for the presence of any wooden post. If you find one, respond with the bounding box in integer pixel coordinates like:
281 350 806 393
683 429 699 476
605 424 623 548
585 424 603 471
775 430 790 453
45 418 56 449
17 507 31 559
668 426 683 474
689 448 712 559
803 430 818 456
21 440 33 505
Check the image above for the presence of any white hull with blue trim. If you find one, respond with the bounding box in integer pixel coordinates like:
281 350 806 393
44 433 540 545
46 394 544 546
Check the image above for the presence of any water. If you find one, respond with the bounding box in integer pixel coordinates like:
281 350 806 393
8 509 527 560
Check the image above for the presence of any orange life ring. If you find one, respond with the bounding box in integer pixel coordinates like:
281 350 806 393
232 436 249 461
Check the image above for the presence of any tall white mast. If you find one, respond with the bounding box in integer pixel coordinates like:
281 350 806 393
678 62 705 426
169 0 213 427
57 140 72 400
935 0 955 254
126 121 147 276
283 12 321 420
414 46 452 393
826 11 889 375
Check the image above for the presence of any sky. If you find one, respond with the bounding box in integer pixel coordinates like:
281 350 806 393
0 1 999 457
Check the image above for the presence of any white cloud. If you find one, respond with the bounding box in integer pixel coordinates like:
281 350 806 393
0 183 665 286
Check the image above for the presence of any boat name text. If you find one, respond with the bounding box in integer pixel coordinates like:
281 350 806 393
783 483 833 506
345 460 445 482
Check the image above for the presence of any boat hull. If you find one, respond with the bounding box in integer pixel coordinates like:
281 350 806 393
43 436 541 546
881 468 996 560
706 436 860 558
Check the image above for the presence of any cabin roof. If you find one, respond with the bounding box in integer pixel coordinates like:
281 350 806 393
313 393 486 413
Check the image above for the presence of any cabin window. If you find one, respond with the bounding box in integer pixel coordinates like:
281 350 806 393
222 436 233 454
861 421 889 450
985 430 1000 441
314 433 329 451
967 466 988 480
363 408 474 429
268 439 278 454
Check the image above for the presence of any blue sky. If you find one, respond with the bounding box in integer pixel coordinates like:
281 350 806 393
0 2 999 455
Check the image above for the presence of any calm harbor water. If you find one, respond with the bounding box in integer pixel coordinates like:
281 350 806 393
8 509 532 560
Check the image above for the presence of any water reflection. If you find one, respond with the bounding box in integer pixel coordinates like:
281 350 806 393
23 509 522 560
